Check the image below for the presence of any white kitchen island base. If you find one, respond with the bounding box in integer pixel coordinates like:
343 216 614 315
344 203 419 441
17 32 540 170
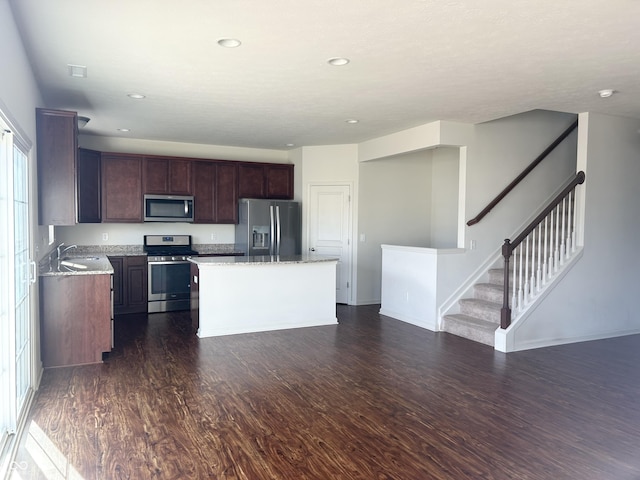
191 255 338 338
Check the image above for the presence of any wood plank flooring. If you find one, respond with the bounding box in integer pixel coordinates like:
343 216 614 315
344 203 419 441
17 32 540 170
11 305 640 479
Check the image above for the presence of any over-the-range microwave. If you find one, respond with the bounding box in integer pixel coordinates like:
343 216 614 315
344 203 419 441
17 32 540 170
144 194 194 222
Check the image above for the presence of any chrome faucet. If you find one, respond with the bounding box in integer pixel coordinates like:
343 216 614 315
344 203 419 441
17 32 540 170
56 243 77 260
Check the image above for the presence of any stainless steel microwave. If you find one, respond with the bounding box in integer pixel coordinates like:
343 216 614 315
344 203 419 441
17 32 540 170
144 194 194 222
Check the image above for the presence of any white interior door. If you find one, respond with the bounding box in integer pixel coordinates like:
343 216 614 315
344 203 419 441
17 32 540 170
308 184 351 304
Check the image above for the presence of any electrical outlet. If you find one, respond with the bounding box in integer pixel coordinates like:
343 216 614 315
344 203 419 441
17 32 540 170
102 232 109 241
210 233 217 241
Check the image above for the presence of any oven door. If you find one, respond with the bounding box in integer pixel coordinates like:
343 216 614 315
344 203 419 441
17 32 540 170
147 260 192 312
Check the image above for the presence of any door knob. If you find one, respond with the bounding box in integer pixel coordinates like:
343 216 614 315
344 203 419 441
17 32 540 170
310 247 316 252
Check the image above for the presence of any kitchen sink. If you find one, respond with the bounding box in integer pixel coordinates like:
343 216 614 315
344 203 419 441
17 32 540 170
62 256 100 261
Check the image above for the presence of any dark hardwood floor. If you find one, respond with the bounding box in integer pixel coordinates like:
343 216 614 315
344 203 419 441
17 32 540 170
11 305 640 479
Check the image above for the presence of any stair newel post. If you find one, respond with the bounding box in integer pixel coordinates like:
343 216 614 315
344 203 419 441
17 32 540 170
501 239 512 329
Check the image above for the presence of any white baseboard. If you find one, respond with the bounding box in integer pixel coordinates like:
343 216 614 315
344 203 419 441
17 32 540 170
379 308 437 331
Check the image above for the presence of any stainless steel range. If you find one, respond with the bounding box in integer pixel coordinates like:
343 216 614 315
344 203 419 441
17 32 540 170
144 235 198 313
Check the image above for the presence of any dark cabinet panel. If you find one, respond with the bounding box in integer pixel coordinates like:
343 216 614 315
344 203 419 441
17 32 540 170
143 156 192 195
109 257 124 309
40 274 111 367
215 162 238 223
193 161 238 224
102 154 143 222
192 161 216 223
265 164 294 199
109 255 148 315
238 162 294 200
238 163 266 198
77 148 102 223
36 108 78 225
126 256 148 311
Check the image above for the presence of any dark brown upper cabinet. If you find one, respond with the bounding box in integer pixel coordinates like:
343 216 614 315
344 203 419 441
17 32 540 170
36 108 78 225
237 162 294 200
237 163 266 198
192 161 238 224
77 148 102 223
101 153 143 222
215 162 239 223
265 164 294 199
143 156 192 195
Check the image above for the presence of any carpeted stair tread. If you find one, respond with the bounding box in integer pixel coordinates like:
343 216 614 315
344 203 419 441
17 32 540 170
442 314 497 346
458 297 501 323
474 283 504 303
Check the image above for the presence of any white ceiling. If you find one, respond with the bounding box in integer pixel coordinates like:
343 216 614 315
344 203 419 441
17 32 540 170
9 0 640 150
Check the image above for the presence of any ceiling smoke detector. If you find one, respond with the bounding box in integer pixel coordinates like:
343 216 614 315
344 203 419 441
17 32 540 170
598 89 615 98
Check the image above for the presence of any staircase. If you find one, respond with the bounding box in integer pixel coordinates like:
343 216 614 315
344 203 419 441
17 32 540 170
442 170 585 348
442 267 504 346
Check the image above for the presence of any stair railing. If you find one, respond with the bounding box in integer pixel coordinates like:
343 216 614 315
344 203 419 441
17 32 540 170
467 120 578 226
500 171 585 329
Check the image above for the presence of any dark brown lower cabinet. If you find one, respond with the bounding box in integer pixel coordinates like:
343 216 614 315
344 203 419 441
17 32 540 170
109 256 148 315
40 274 112 367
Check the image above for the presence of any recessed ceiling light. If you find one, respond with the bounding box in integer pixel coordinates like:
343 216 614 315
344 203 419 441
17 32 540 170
345 119 359 124
117 128 130 132
67 64 87 78
218 38 242 48
598 89 615 98
127 93 146 99
285 143 295 147
328 57 350 66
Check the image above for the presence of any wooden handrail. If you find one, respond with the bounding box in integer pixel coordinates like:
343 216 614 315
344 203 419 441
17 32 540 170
505 170 585 255
467 119 578 226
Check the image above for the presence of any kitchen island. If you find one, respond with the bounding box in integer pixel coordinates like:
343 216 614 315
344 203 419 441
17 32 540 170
189 254 339 337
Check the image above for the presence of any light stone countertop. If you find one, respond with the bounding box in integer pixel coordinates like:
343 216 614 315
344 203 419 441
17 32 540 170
189 254 339 267
38 243 246 276
39 254 114 277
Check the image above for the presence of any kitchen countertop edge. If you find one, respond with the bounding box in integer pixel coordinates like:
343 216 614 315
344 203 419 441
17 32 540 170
189 254 339 266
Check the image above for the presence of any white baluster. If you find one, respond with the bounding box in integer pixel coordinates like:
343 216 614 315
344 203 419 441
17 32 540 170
549 210 556 275
560 197 566 266
571 188 577 254
517 244 524 312
511 249 517 313
542 216 549 285
553 206 560 273
524 236 530 305
535 224 541 293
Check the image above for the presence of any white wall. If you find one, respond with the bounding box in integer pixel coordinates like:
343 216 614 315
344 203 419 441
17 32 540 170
78 135 289 163
299 144 359 302
1 0 47 259
508 113 640 349
1 0 46 400
430 147 459 248
436 110 578 308
356 150 433 304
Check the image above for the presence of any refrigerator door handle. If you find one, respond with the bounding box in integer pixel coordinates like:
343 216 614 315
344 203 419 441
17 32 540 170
276 205 282 256
269 205 276 255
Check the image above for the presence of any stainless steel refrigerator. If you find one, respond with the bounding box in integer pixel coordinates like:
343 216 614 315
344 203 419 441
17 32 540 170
236 199 301 256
